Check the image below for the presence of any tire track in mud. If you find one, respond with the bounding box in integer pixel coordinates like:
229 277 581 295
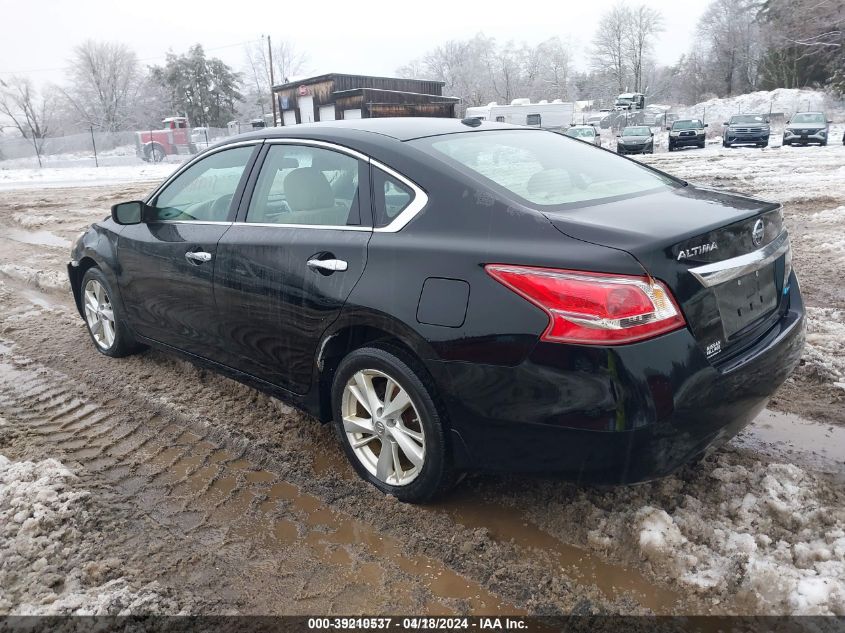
0 348 522 615
0 284 676 615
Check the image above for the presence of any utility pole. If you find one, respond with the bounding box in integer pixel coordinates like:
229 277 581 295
267 35 277 127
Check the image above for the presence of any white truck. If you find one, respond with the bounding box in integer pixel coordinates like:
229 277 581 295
465 98 575 131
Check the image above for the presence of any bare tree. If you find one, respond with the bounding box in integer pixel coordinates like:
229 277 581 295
535 38 572 99
698 0 761 95
626 5 664 93
592 2 632 94
243 37 309 121
0 76 54 167
61 40 143 132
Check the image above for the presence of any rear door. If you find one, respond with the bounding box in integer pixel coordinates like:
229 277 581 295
117 143 260 356
213 140 371 394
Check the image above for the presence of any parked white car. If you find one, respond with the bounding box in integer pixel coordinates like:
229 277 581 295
563 125 602 146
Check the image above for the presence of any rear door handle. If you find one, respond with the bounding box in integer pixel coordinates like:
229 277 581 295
306 258 348 272
185 251 212 263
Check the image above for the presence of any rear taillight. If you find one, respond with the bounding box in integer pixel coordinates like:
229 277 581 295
485 265 686 345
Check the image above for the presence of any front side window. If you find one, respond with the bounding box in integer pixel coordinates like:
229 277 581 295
246 144 362 227
152 146 254 222
411 129 677 209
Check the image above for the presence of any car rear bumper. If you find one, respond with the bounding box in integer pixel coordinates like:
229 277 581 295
431 273 805 483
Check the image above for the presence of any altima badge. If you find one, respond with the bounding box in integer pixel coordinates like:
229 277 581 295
677 242 718 260
752 219 765 246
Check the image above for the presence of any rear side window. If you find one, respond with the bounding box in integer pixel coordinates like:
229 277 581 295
373 168 414 228
411 130 676 209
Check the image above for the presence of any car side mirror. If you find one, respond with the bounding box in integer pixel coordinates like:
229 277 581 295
704 123 709 128
650 132 654 136
723 122 729 126
111 201 145 225
666 126 671 131
828 120 833 124
786 120 790 124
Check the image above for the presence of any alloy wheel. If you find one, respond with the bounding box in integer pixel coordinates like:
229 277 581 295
83 279 116 350
341 369 426 486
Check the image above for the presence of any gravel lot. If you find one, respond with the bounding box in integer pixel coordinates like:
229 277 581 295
0 140 843 616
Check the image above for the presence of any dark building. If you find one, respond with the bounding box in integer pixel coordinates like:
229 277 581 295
273 73 460 125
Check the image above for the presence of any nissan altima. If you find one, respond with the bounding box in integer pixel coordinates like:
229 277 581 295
68 118 805 502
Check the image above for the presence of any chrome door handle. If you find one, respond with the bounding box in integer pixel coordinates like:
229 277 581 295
307 258 348 272
185 251 212 263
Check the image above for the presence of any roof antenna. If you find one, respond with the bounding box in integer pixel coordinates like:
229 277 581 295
461 117 482 127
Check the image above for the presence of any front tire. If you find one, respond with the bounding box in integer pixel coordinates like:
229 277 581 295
81 268 143 358
331 347 451 503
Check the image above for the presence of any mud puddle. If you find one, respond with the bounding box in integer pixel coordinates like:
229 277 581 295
0 349 517 615
1 225 71 248
435 487 679 613
739 408 845 474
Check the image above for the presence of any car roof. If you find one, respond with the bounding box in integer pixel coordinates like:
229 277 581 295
228 117 524 143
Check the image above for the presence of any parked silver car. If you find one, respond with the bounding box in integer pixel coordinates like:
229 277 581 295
783 112 831 146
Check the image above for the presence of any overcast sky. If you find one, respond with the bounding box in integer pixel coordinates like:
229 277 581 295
1 0 705 87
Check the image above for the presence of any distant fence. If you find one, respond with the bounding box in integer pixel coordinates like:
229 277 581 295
0 126 238 170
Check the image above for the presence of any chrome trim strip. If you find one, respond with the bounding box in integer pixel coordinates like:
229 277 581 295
153 220 234 226
231 222 370 232
145 140 264 203
370 160 429 233
689 230 790 287
263 137 371 162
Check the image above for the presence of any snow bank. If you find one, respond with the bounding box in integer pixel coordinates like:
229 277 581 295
0 454 183 614
803 307 845 391
626 459 845 614
0 264 70 293
0 164 178 191
676 89 845 124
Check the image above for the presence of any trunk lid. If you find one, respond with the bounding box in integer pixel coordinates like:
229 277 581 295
545 185 790 364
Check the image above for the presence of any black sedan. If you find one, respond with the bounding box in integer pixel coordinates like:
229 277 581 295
68 119 805 502
616 125 654 154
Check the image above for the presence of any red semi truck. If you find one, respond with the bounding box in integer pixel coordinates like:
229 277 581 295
135 117 197 162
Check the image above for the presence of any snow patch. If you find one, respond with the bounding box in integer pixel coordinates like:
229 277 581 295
0 454 184 614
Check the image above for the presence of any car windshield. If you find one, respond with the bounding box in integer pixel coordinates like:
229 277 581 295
672 120 703 130
410 129 677 209
623 127 650 136
565 127 595 138
791 112 825 124
730 115 766 124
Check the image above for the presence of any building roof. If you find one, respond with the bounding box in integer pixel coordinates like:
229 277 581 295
272 72 445 92
332 87 460 102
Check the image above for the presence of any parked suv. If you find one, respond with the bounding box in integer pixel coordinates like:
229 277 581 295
722 114 770 148
783 112 831 146
668 119 707 151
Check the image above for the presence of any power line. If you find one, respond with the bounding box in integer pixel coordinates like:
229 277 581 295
0 38 262 75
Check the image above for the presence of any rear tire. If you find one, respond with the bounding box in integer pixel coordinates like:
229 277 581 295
80 267 144 358
331 346 452 503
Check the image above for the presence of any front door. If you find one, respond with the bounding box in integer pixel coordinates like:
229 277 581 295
214 141 371 394
117 143 259 356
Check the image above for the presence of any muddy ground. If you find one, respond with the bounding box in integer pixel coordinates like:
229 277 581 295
0 143 844 616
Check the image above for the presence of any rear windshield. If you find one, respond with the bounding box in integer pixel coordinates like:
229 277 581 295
409 129 677 209
791 112 825 124
671 120 703 130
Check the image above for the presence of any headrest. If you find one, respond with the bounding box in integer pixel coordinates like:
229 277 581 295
284 167 334 212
